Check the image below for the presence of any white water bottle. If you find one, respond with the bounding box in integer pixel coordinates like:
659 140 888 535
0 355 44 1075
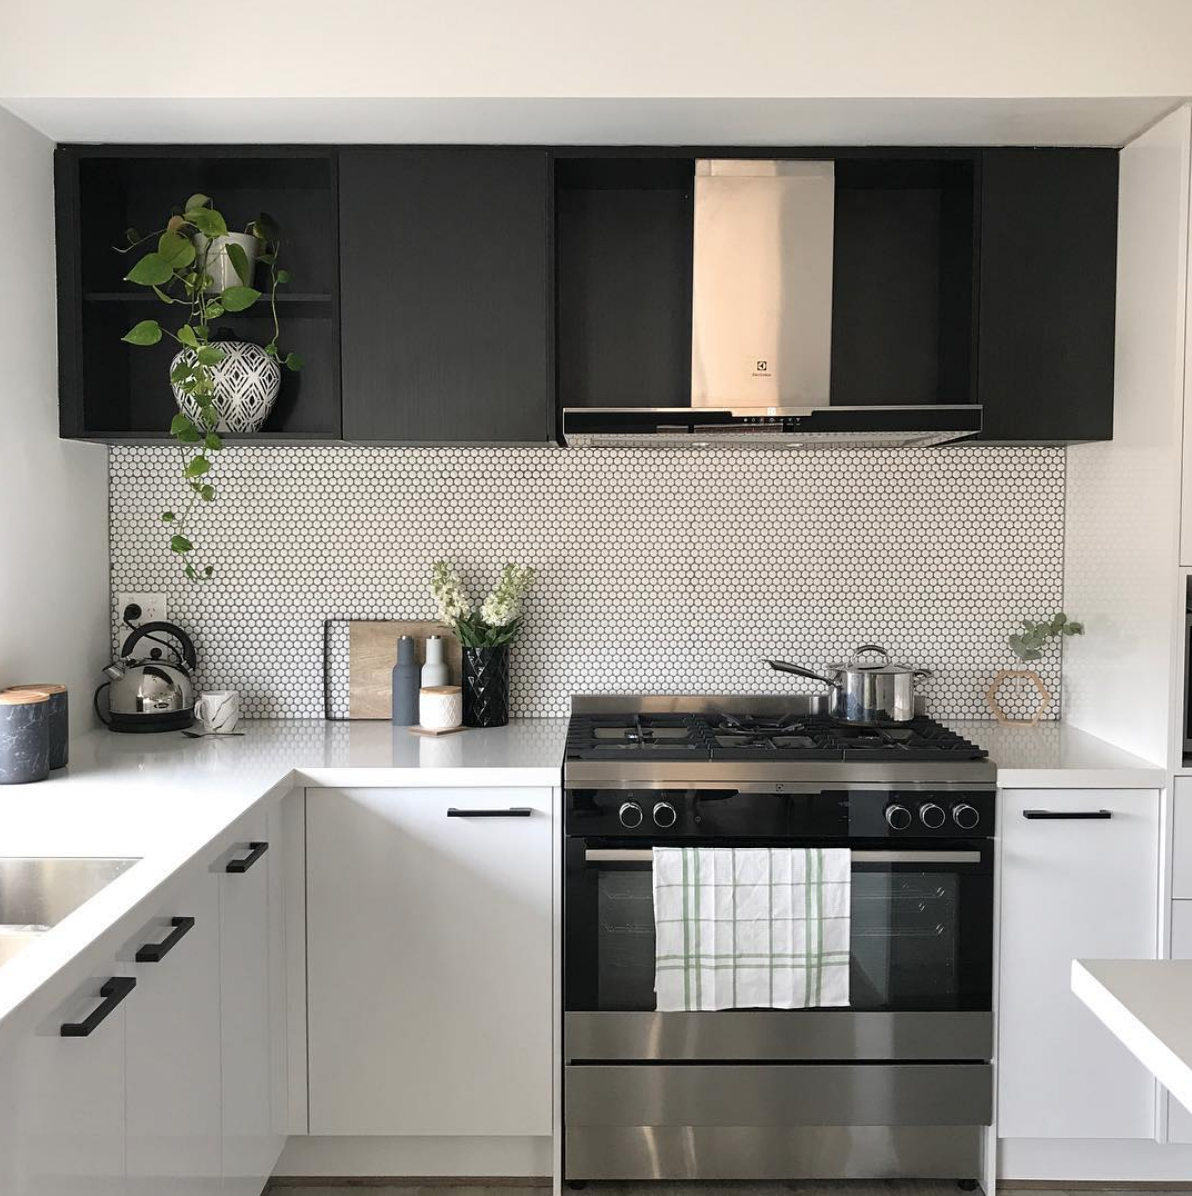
421 635 449 687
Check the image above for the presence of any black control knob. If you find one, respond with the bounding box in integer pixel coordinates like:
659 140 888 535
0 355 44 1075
618 801 644 829
919 802 946 830
652 801 678 828
952 803 980 831
885 804 913 831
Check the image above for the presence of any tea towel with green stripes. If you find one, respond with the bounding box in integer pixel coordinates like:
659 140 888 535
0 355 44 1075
653 846 851 1011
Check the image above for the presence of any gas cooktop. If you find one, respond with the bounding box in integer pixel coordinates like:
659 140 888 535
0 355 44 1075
565 695 996 787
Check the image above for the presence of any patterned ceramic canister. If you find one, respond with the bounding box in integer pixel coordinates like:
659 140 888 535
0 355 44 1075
194 690 240 734
419 685 463 731
0 691 50 784
171 341 281 433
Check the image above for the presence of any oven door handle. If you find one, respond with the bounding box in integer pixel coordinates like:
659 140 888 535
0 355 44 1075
583 848 983 864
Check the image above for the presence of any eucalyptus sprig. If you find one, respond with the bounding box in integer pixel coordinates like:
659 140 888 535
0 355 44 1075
116 195 303 581
1009 611 1084 661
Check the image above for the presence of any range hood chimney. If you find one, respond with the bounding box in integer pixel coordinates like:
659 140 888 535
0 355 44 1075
562 158 981 450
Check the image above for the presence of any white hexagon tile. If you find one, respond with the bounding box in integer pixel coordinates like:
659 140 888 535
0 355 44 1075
109 444 1065 720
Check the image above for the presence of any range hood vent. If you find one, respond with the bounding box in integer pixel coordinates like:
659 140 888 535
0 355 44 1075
562 157 981 450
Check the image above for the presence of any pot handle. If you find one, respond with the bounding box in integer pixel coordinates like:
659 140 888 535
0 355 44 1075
848 644 891 667
767 660 840 688
913 668 932 679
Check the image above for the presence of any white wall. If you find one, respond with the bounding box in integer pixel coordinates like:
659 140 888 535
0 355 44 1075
1 0 1191 101
0 105 108 729
1063 105 1190 766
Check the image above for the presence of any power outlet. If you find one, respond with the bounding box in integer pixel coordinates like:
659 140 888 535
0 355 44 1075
116 592 167 633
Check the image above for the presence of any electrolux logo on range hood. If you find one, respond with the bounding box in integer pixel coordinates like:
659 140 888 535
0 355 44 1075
562 158 981 450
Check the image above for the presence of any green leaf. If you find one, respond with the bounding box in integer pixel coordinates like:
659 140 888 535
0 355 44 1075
189 207 227 238
151 285 175 305
220 285 261 312
284 351 304 372
204 431 223 451
157 230 195 268
184 456 211 478
169 412 196 436
184 564 197 580
170 534 194 554
225 240 253 285
121 318 162 346
184 193 211 213
196 345 225 366
124 227 141 245
253 211 279 242
124 251 173 286
204 302 224 318
175 425 202 444
203 565 214 578
264 342 279 357
176 324 199 349
200 484 216 501
170 361 195 384
276 268 291 284
1066 621 1085 635
257 251 275 265
161 511 175 522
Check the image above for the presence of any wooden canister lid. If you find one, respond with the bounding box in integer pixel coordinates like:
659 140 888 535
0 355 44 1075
420 685 462 694
0 690 50 705
4 683 66 695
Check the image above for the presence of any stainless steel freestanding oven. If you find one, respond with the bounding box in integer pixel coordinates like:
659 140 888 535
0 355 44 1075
562 695 996 1183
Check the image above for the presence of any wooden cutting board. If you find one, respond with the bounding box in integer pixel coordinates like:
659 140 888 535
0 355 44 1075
348 620 463 720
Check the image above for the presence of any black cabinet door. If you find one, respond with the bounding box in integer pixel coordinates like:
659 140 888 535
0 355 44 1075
977 149 1118 443
340 149 552 442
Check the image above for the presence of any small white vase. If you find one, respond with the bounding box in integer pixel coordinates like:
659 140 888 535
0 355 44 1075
171 341 282 433
193 232 259 294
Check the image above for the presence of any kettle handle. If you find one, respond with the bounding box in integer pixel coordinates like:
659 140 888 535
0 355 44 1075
120 621 198 670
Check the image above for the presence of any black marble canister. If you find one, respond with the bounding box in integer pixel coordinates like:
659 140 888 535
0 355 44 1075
4 684 68 769
0 691 50 784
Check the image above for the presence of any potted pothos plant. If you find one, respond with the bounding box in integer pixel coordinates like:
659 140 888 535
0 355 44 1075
117 194 303 581
430 561 537 727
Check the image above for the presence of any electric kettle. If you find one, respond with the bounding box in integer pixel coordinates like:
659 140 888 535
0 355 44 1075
97 621 197 733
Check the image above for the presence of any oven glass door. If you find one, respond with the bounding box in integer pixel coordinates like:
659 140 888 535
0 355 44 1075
564 840 993 1012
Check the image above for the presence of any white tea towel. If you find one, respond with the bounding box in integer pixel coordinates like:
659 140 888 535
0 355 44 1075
653 846 851 1011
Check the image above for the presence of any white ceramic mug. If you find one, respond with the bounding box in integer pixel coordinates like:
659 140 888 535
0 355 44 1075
194 690 240 734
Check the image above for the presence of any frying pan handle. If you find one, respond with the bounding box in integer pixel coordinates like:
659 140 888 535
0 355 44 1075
767 660 840 688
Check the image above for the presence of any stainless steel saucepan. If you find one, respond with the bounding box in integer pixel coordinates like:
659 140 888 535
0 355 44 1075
767 644 931 724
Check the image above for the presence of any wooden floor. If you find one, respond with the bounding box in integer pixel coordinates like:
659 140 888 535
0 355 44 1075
266 1184 1192 1196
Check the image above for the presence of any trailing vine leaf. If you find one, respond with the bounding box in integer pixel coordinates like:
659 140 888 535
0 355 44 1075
220 285 261 312
224 240 252 285
125 252 173 286
122 319 162 346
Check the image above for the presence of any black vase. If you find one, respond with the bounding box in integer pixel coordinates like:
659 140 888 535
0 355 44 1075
462 646 510 728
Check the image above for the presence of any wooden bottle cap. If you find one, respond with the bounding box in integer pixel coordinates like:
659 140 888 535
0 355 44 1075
0 690 50 705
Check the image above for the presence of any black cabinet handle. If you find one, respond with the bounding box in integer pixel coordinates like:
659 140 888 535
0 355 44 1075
61 976 135 1037
135 916 195 963
447 807 533 818
1023 809 1112 820
226 841 269 872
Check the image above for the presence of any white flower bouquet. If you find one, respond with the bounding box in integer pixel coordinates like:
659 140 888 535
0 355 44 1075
430 560 537 648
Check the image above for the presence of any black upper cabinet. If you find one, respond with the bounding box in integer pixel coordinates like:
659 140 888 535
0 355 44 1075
339 149 552 443
976 149 1118 443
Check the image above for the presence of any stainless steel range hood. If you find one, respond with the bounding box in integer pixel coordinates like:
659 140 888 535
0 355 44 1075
562 159 981 449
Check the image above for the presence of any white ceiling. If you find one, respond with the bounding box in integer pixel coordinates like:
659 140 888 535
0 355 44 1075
1 96 1181 148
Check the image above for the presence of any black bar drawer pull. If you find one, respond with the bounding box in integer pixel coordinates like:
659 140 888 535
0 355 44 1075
61 976 136 1037
1023 809 1112 820
447 807 533 818
226 841 269 872
136 916 195 963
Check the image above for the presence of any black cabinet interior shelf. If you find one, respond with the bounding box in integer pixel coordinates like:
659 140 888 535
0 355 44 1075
57 147 341 441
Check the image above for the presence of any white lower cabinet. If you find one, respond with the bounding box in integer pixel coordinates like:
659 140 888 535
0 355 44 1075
998 787 1161 1140
306 786 553 1136
1168 901 1192 1143
220 811 286 1195
6 968 131 1195
125 869 223 1195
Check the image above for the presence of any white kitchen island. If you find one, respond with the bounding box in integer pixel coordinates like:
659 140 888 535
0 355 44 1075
1073 959 1192 1119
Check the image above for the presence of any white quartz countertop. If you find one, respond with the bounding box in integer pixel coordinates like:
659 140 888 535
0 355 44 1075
1072 959 1192 1116
0 718 566 1042
945 720 1165 788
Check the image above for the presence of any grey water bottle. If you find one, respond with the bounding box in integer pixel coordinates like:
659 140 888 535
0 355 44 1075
391 635 420 726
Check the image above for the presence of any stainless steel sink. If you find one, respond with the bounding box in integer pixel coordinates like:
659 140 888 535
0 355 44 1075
0 857 139 968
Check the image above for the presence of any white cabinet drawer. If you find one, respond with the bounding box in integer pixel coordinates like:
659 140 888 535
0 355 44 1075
1169 901 1192 1142
1175 779 1192 898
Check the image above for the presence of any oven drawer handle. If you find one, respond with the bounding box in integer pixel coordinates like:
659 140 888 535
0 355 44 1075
583 848 982 864
1023 809 1112 820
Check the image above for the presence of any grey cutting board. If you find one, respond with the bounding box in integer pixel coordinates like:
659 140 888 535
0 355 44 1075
348 620 463 720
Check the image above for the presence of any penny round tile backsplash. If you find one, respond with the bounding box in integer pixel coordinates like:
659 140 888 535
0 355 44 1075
109 444 1066 720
